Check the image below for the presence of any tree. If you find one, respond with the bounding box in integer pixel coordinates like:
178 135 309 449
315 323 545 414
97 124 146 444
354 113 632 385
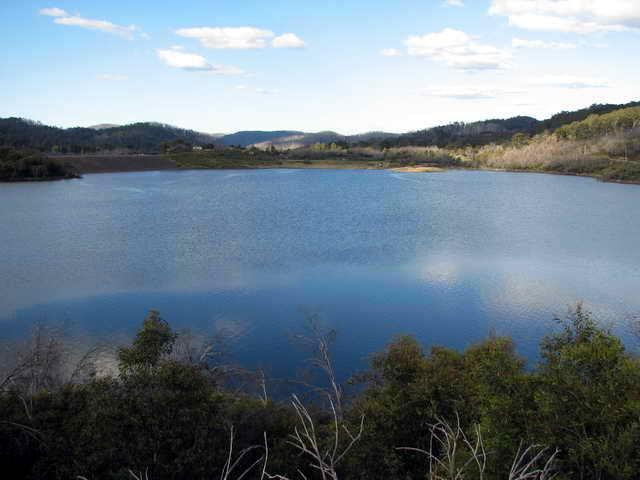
536 304 640 479
118 310 177 371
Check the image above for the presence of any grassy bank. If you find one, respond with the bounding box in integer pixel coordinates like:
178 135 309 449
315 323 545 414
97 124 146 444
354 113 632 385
458 106 640 183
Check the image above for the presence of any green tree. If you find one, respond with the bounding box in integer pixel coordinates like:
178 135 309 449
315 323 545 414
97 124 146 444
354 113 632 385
536 304 640 479
118 310 176 371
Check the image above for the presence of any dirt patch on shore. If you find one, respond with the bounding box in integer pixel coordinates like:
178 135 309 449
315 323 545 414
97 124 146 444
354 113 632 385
389 166 445 173
48 154 177 174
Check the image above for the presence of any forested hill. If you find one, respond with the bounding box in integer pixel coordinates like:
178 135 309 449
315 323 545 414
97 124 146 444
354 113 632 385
382 100 640 148
219 130 304 147
0 118 220 154
388 116 540 148
2 101 639 154
541 100 640 131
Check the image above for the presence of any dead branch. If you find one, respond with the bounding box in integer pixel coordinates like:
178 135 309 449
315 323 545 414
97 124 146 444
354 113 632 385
398 414 557 480
292 315 343 418
280 394 364 480
509 442 559 480
397 412 486 480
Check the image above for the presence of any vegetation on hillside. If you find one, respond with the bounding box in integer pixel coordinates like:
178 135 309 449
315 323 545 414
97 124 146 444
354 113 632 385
541 101 640 132
376 101 640 150
1 305 639 479
465 106 640 182
0 146 78 181
0 118 218 154
386 116 541 148
555 106 640 140
2 101 640 183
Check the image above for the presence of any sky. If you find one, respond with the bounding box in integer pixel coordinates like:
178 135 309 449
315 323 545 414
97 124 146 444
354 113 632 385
0 0 639 134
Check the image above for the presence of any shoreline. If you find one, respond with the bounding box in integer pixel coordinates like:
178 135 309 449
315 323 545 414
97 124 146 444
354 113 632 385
3 155 638 185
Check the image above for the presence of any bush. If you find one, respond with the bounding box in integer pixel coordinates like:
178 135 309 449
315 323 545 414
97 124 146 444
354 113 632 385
2 306 640 479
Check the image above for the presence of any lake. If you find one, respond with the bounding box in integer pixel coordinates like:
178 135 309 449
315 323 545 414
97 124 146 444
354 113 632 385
2 169 640 380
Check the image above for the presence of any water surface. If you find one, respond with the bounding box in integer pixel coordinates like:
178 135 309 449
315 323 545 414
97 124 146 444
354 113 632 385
2 169 639 377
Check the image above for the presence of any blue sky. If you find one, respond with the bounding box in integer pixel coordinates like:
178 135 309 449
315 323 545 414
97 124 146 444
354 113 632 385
1 0 638 134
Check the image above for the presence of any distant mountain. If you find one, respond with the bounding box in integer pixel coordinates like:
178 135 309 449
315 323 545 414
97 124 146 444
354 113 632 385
0 118 220 154
89 123 120 130
219 131 304 147
2 100 639 154
221 130 400 149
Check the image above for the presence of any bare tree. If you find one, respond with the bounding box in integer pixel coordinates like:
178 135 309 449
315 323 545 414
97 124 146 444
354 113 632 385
258 368 269 405
292 315 343 418
0 322 65 395
123 426 267 480
397 413 486 480
267 394 363 480
508 443 559 480
127 469 150 480
629 314 640 348
219 425 267 480
398 414 558 480
0 322 112 395
171 328 229 367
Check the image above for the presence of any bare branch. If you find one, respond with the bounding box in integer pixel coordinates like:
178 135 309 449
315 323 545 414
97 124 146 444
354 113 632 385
398 414 557 480
282 394 364 480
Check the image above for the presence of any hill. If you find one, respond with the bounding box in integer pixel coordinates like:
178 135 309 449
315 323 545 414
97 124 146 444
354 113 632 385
89 123 120 130
389 116 540 148
3 101 639 155
0 118 220 154
466 105 640 182
223 130 400 150
373 101 640 149
218 130 304 147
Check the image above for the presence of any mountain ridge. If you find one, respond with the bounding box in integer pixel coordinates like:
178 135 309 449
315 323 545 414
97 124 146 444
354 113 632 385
2 100 639 153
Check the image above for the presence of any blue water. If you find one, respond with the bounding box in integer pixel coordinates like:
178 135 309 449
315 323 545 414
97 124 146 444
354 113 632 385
2 169 640 377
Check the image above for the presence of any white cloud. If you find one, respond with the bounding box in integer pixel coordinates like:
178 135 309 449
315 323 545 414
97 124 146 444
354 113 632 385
512 38 577 49
531 74 612 89
96 74 128 81
175 27 275 49
422 86 523 99
235 85 275 95
157 47 211 70
406 28 511 70
156 47 244 75
212 65 245 76
255 88 273 95
40 7 143 38
380 48 402 56
489 1 640 33
272 33 305 48
39 7 68 17
55 16 139 38
445 0 464 6
424 87 496 100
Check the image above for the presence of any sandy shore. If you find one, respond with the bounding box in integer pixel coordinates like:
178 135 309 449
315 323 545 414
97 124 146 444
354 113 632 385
389 166 445 173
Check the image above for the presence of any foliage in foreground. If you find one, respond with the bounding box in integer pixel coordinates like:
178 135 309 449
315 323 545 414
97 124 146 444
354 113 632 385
1 306 640 479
